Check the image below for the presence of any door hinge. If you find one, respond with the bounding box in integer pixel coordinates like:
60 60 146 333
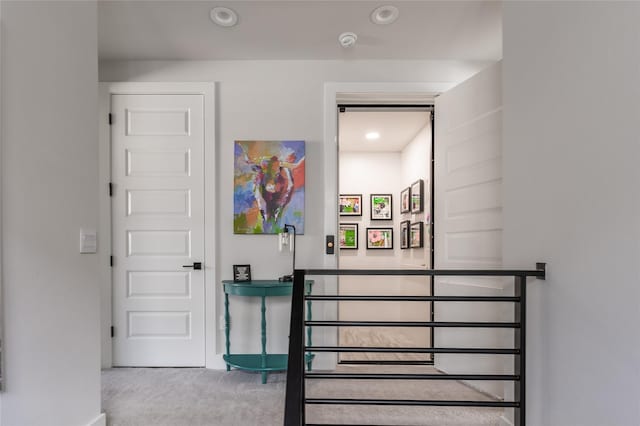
108 113 113 125
111 326 115 338
109 182 113 197
110 255 114 267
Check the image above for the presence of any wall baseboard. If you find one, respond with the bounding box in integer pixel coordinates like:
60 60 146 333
88 413 106 426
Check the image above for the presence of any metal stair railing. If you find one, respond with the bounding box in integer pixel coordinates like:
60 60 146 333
284 264 546 426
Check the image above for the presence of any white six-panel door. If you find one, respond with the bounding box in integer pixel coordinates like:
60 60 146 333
111 94 205 366
434 62 504 397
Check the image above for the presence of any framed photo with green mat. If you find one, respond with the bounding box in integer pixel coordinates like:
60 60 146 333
339 223 358 249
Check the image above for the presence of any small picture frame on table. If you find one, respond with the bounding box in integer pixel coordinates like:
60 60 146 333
233 264 252 282
410 222 424 248
339 194 363 216
400 187 411 213
339 223 359 249
411 179 424 213
370 194 392 220
366 227 393 249
400 220 410 249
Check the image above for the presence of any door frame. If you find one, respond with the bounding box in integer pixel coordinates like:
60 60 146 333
318 82 453 370
98 82 218 368
335 103 435 365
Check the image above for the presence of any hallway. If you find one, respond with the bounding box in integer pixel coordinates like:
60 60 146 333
102 366 503 425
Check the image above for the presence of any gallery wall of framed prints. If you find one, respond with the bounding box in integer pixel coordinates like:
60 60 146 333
338 178 429 253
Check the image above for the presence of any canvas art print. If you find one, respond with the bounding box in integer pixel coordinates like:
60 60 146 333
234 140 305 234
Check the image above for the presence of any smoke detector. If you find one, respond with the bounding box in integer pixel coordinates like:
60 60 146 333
210 7 238 27
338 32 358 48
370 5 399 25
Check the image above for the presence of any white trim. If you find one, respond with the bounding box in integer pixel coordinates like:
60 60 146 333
0 0 5 391
98 82 217 368
87 413 106 426
98 84 112 368
323 82 452 268
315 81 453 370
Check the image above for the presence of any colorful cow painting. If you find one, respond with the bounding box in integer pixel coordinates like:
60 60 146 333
234 140 305 234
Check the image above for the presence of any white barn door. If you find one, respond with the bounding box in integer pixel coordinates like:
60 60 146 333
111 94 205 366
434 62 505 397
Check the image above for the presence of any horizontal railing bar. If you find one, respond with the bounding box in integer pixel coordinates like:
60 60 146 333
305 373 520 381
305 295 520 302
305 321 520 328
306 346 519 354
305 398 519 408
339 360 432 366
305 424 396 426
302 268 543 278
305 424 397 426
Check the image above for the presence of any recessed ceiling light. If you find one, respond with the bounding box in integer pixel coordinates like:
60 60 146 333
210 6 238 27
365 132 380 140
338 32 358 48
370 5 399 25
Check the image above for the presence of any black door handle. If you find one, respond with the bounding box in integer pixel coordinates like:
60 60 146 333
182 262 202 270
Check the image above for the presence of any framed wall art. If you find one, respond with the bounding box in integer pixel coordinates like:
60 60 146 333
410 222 423 248
410 179 424 214
234 140 305 234
400 220 410 249
339 223 358 249
233 264 252 282
370 194 392 220
339 194 362 216
400 187 411 214
366 227 393 249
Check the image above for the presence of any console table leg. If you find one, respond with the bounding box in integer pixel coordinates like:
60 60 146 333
225 293 230 371
261 295 267 384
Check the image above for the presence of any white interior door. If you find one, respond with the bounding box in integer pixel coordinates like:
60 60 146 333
111 93 205 366
434 62 505 397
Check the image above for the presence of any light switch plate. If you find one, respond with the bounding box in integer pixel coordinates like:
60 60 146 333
80 229 97 254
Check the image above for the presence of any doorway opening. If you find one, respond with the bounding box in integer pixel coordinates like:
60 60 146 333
336 104 435 365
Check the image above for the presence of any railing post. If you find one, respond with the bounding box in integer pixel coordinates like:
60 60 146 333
284 269 306 426
514 274 526 426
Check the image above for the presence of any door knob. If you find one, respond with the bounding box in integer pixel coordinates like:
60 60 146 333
182 262 202 270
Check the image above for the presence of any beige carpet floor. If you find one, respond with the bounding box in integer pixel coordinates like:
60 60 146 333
102 365 505 426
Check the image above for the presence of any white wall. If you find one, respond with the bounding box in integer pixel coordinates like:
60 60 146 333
100 60 490 361
400 122 432 268
339 152 401 266
503 2 640 425
0 2 102 426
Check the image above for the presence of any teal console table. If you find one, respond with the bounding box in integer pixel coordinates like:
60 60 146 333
222 280 314 384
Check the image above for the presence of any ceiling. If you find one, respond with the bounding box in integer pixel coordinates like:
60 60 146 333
98 1 502 61
339 110 430 153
